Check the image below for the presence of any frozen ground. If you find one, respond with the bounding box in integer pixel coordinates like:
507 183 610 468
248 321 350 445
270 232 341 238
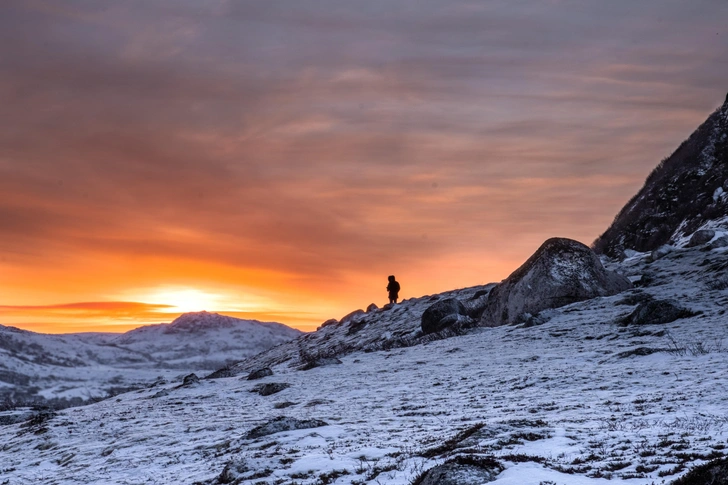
1 245 727 484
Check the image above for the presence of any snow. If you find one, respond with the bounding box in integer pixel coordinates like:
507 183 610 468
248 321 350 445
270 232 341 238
0 312 302 405
1 246 728 484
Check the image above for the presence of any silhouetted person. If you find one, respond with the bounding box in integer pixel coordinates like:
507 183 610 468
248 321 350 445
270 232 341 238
387 275 400 304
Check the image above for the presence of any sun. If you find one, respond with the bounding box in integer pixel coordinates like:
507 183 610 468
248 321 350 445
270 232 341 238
146 288 223 313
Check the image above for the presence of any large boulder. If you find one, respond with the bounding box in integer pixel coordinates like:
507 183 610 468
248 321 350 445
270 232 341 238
421 298 469 334
480 238 632 327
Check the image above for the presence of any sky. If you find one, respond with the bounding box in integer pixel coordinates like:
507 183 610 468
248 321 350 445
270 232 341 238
1 0 727 333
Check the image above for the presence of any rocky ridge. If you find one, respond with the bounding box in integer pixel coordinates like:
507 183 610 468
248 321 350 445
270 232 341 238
594 94 728 257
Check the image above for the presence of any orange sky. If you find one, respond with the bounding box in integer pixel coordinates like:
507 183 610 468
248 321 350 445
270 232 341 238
1 1 727 333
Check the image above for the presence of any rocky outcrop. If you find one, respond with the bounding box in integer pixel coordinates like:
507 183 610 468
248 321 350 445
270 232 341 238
182 373 200 387
480 238 632 327
620 299 697 326
245 416 328 440
413 456 503 485
421 298 469 334
298 357 342 371
251 382 290 396
594 95 728 258
687 229 716 247
246 367 273 380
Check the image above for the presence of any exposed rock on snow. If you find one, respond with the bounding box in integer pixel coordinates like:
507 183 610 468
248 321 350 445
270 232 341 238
480 238 632 326
650 244 675 261
182 373 200 387
340 309 365 324
687 229 716 247
366 303 379 312
298 356 342 371
246 368 273 380
317 318 338 330
414 456 504 485
620 299 698 326
245 416 328 440
251 382 290 396
204 458 249 485
707 235 728 250
421 298 470 334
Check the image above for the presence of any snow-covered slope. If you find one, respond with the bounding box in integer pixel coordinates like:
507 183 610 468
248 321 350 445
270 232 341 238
0 312 302 408
1 244 727 484
594 94 728 257
214 285 493 378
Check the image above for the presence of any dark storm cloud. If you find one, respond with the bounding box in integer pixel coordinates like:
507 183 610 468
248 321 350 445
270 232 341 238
1 0 727 285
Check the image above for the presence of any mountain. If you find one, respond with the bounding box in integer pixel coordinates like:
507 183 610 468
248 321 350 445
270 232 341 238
1 243 726 484
594 93 728 257
0 312 301 409
107 311 302 369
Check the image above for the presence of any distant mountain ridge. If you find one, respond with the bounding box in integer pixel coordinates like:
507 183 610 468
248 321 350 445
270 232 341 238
593 93 728 257
0 312 302 408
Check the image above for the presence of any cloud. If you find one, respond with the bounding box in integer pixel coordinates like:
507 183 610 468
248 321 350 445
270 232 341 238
0 301 173 321
1 0 727 331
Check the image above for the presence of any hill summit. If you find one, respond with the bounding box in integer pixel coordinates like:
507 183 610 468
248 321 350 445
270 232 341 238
594 93 728 257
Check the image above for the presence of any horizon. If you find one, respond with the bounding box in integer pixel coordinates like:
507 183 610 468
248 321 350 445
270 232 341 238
1 1 727 333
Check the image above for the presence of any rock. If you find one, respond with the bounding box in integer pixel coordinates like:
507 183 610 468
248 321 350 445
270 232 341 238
252 382 290 396
650 244 674 261
245 416 328 440
299 357 343 371
670 456 728 485
616 347 661 358
246 367 273 380
182 373 200 386
366 303 378 312
415 456 503 485
150 389 170 399
616 291 654 306
687 229 716 247
340 309 365 324
217 458 249 484
317 318 338 330
480 238 632 327
707 236 728 250
421 298 469 335
621 299 697 326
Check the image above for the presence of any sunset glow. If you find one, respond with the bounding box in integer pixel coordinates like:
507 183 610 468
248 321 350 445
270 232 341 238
1 1 726 334
131 289 228 314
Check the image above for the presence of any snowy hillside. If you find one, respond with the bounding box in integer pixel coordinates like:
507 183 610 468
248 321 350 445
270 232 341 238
1 243 727 484
0 312 302 408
